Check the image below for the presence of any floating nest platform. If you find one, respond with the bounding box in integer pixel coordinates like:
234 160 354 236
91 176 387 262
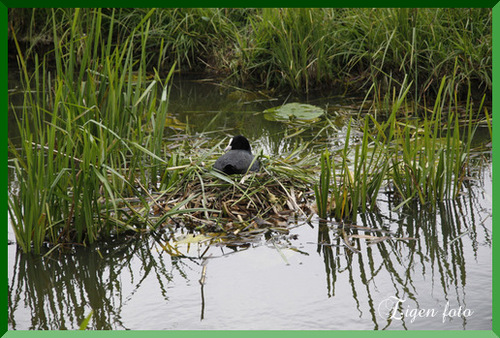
152 161 316 235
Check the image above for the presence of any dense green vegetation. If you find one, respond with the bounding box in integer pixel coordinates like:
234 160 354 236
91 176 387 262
9 8 491 96
8 8 491 254
314 75 487 221
9 9 182 253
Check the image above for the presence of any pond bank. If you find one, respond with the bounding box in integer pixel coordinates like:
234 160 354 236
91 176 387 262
8 8 492 97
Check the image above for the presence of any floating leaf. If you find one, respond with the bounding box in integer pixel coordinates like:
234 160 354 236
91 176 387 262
165 116 187 130
227 90 261 102
264 103 324 122
173 234 211 245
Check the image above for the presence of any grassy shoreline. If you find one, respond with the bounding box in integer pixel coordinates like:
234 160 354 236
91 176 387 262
8 8 492 97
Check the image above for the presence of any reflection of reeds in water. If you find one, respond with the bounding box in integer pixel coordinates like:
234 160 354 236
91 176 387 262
8 237 192 329
7 181 489 329
314 187 490 328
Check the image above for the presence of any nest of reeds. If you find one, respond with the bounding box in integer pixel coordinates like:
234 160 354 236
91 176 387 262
152 157 316 235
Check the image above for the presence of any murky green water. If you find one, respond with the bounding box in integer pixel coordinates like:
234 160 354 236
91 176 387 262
8 76 492 330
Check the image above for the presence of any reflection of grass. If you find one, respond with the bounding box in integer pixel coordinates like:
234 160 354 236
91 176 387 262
8 237 179 329
8 191 488 329
314 191 488 328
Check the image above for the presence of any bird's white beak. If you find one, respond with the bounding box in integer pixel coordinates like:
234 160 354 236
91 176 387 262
224 138 232 152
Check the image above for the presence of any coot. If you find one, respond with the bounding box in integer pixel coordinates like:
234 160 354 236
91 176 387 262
213 135 260 175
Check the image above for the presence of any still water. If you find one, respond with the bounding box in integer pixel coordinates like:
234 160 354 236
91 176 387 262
8 77 492 330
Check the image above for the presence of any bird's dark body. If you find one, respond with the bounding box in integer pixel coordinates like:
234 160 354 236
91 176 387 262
213 135 259 175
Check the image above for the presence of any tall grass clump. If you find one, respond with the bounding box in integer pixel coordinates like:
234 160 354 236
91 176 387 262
8 9 183 254
227 8 491 97
315 118 388 222
238 8 337 93
314 73 484 220
8 8 240 73
313 149 331 219
388 77 483 209
109 8 240 72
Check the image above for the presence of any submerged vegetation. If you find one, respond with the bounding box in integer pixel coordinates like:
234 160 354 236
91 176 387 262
7 8 491 254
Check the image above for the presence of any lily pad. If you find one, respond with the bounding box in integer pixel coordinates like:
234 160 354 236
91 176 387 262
264 103 324 122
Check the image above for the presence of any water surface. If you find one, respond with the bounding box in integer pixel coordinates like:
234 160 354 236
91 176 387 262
8 76 492 330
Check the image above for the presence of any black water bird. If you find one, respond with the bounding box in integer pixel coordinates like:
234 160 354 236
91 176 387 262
213 135 260 175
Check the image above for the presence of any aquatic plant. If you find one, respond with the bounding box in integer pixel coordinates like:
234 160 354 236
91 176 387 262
314 73 484 221
8 9 184 253
313 150 331 219
7 8 490 254
9 8 491 97
315 117 388 222
388 78 482 208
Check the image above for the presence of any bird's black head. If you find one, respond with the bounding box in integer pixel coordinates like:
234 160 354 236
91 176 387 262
229 135 252 153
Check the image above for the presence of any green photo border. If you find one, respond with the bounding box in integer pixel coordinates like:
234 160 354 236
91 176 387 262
2 2 497 337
